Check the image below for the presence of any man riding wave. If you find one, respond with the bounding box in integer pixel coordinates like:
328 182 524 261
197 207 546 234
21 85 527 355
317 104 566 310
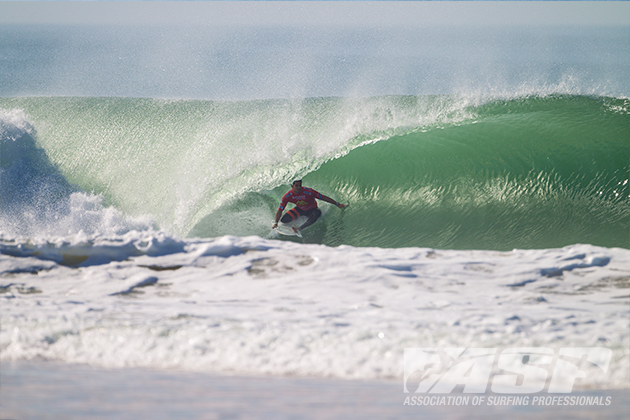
272 180 348 235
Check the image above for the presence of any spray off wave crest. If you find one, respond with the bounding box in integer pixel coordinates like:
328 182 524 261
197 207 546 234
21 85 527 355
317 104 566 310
1 93 628 250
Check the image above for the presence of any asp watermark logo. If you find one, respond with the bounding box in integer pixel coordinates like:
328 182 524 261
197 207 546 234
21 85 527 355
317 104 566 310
404 347 612 395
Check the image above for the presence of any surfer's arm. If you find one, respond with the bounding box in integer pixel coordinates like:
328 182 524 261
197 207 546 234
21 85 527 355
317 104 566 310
272 207 283 228
320 195 348 209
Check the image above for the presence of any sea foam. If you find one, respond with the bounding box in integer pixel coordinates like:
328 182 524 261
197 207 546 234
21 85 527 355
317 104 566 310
1 234 629 388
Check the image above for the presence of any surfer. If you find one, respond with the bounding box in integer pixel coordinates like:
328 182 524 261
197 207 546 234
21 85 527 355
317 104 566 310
272 180 348 235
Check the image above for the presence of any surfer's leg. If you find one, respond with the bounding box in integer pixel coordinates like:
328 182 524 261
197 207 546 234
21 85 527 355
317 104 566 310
299 208 321 230
280 208 301 224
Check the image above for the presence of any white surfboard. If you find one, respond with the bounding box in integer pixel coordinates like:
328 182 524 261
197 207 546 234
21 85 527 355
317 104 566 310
275 215 307 238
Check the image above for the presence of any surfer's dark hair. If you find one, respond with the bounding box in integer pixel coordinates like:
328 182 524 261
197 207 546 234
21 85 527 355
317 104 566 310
292 179 302 185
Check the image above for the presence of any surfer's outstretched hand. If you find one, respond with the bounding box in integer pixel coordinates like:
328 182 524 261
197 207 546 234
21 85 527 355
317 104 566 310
337 203 349 209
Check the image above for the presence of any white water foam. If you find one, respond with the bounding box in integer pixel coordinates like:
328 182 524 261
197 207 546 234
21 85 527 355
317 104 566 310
1 234 628 388
1 108 155 238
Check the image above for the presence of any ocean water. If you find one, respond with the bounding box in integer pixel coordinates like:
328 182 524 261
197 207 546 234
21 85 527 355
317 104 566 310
1 16 630 417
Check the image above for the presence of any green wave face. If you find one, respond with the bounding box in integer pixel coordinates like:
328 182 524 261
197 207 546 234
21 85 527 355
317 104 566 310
2 94 628 250
304 95 630 249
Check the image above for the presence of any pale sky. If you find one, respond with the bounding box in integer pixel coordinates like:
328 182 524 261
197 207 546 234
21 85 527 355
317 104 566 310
1 1 628 27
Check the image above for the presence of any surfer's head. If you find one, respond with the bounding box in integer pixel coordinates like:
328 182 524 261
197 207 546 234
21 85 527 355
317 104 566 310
292 179 303 193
